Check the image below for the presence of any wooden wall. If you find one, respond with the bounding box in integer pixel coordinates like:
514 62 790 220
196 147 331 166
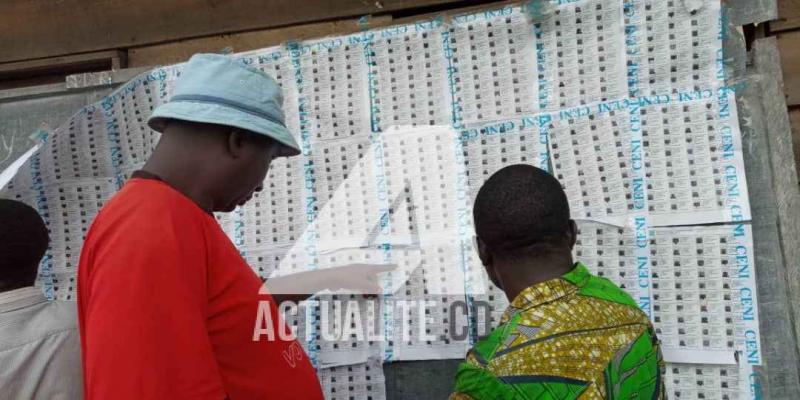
0 0 500 88
0 0 486 63
773 0 800 174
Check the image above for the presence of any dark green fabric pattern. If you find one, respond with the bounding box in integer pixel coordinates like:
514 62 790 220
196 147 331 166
563 263 639 308
604 331 662 399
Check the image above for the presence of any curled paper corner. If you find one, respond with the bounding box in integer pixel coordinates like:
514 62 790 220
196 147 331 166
682 0 706 13
522 0 557 23
0 144 39 191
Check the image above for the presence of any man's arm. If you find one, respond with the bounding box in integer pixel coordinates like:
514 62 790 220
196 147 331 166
265 263 396 304
603 328 664 400
450 358 592 399
450 360 518 400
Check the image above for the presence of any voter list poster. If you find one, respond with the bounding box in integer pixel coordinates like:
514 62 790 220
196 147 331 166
0 1 759 399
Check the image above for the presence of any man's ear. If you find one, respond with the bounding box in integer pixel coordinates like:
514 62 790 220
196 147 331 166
566 219 578 250
475 236 493 268
475 236 502 290
226 128 246 159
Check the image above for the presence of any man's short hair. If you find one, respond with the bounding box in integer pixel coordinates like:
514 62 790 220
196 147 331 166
473 164 571 254
0 199 49 289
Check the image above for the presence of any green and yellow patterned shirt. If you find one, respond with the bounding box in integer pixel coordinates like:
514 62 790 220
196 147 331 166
450 263 664 400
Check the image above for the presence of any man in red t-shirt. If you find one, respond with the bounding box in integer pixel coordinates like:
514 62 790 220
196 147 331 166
79 54 324 399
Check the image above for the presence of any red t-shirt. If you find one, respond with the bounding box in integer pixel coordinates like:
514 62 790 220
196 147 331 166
78 177 322 399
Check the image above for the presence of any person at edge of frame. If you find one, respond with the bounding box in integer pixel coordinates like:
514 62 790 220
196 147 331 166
450 164 665 400
0 199 83 399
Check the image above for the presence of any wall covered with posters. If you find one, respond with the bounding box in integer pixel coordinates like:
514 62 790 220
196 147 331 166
0 1 768 398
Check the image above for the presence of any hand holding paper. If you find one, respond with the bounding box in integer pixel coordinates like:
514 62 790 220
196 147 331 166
263 264 397 302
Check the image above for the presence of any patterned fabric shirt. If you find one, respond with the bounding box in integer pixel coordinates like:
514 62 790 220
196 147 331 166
450 263 664 400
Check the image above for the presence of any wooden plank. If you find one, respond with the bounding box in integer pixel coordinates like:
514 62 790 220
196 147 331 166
0 0 470 63
391 0 514 24
772 0 800 32
0 50 127 90
726 0 777 26
778 31 800 106
128 16 393 67
0 51 125 76
128 0 513 68
790 108 800 179
750 38 800 396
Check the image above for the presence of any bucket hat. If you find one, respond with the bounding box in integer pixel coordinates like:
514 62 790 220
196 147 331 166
147 53 301 156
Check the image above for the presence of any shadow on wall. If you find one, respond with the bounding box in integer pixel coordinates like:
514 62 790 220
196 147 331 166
385 359 460 399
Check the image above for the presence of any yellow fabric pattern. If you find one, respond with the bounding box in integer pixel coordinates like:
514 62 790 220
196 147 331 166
490 283 651 398
451 264 663 400
449 392 475 400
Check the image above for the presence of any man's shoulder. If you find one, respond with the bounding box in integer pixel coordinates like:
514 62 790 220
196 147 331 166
89 179 211 240
0 299 79 351
105 178 204 217
482 279 651 362
0 298 83 399
567 272 653 333
574 271 640 309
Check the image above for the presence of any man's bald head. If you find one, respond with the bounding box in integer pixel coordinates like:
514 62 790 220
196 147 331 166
148 119 284 212
0 199 49 291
